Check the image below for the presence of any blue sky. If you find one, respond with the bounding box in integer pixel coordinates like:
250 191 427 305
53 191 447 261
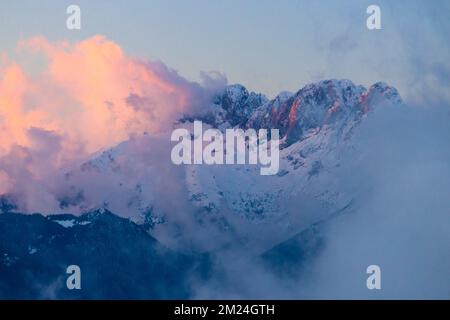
0 0 449 100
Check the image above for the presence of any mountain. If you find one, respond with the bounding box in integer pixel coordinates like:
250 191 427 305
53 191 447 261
0 209 211 299
47 79 402 254
194 79 401 145
260 199 354 279
0 79 405 298
248 80 401 145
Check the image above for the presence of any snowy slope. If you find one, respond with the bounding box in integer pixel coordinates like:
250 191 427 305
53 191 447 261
59 79 403 253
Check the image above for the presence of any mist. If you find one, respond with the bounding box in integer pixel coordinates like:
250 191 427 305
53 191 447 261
189 103 450 299
0 35 226 213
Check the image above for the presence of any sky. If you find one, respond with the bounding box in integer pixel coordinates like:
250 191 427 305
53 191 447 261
0 0 449 99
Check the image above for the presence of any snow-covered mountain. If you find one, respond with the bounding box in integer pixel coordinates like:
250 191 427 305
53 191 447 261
5 78 450 299
55 79 402 253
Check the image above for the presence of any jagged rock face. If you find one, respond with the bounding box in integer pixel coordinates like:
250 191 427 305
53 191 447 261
246 79 401 145
360 82 403 110
47 80 402 244
247 91 294 139
1 79 404 253
189 79 401 145
212 84 268 127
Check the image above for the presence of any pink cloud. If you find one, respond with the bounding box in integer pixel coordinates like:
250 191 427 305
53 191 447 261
0 35 226 208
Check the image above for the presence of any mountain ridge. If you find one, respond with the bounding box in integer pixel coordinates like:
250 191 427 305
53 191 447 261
0 78 403 256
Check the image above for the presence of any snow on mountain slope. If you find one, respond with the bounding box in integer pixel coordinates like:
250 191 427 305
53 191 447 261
58 79 403 253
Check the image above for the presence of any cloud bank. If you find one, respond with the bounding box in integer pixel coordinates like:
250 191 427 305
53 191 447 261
0 35 226 211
